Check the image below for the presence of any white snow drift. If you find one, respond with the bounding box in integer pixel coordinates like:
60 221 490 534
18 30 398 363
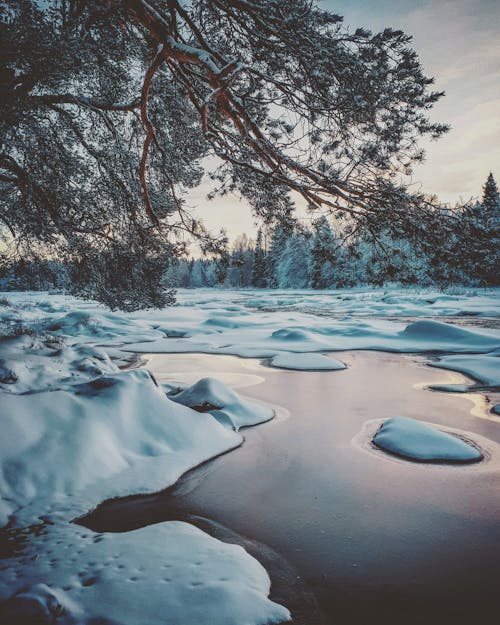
373 416 483 463
430 352 500 387
167 377 274 430
0 369 249 523
0 364 289 625
269 352 346 371
0 521 290 625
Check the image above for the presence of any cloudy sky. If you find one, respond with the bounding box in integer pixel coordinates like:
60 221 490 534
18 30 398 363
190 0 500 240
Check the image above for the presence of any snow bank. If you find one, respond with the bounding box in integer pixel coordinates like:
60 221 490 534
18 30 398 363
430 353 500 387
124 300 499 359
0 333 118 393
0 369 243 522
400 319 496 350
269 352 346 371
373 416 483 463
0 521 290 625
168 377 274 430
428 383 470 393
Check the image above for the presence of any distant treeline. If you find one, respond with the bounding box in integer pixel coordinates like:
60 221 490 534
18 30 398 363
2 175 499 293
165 177 499 289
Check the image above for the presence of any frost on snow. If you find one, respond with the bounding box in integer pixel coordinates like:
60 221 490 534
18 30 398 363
373 416 483 463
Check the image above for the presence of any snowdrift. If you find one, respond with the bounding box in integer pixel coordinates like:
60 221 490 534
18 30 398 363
373 416 483 463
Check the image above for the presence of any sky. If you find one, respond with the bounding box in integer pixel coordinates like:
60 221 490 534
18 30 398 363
189 0 500 242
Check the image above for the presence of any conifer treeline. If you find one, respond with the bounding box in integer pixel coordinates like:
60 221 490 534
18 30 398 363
166 174 500 290
2 175 499 292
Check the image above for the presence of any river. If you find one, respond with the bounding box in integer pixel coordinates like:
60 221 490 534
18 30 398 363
81 351 500 625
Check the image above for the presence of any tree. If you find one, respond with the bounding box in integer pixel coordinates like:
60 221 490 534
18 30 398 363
482 173 500 214
310 216 337 289
251 228 267 288
457 174 500 286
1 1 448 308
276 229 311 288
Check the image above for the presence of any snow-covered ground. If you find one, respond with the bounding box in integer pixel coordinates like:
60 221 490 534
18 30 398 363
0 287 499 624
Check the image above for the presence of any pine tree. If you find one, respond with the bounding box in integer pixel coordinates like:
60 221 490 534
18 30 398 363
310 217 337 289
1 1 449 308
460 174 500 286
482 173 500 213
251 229 267 288
277 230 312 288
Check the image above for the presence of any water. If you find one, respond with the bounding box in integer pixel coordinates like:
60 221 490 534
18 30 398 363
82 352 500 625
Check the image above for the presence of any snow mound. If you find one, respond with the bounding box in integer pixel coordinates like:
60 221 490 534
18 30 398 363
0 522 290 625
42 310 161 343
0 334 118 394
373 416 483 463
430 353 500 387
269 352 346 371
0 369 242 522
401 320 495 348
168 377 274 430
271 328 311 341
0 584 82 625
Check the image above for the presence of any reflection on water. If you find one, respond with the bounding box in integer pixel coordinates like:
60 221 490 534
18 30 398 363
87 351 500 625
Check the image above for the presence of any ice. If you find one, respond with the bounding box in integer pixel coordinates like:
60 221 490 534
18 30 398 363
373 416 483 463
269 352 346 371
168 377 274 430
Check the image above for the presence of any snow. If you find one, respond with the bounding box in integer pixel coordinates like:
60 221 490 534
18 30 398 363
373 416 483 463
0 286 498 624
269 352 346 371
430 352 500 387
0 333 118 394
0 365 288 624
167 377 274 430
0 521 290 625
0 369 247 519
429 383 470 393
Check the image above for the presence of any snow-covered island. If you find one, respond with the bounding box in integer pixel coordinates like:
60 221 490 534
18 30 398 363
0 287 499 624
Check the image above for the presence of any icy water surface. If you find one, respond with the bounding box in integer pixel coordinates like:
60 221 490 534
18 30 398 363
83 352 500 625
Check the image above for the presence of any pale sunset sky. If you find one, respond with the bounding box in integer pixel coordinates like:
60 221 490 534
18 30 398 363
189 0 500 240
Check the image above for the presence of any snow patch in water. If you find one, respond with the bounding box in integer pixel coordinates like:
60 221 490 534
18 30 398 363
167 377 274 430
373 416 483 463
269 352 346 371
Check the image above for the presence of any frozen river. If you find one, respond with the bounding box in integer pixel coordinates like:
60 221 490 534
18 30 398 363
83 350 500 625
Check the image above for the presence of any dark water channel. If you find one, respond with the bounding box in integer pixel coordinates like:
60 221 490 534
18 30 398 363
81 352 500 625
